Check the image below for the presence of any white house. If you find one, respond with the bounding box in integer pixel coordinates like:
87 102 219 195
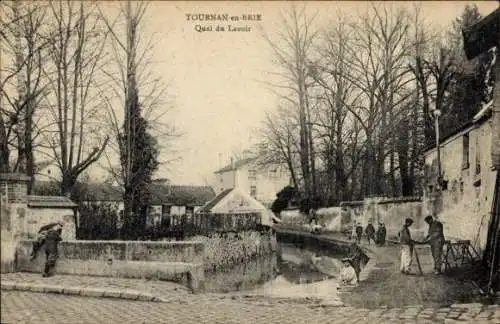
197 187 280 227
213 157 291 206
422 100 498 253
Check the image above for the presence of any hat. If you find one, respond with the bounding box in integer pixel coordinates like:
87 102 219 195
405 218 414 224
424 215 433 222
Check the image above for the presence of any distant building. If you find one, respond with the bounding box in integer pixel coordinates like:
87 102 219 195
33 181 216 228
422 100 498 252
197 187 279 227
213 157 291 206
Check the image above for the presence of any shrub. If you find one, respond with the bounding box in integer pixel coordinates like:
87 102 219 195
77 202 119 240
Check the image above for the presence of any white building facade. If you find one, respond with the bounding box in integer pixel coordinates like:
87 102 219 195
213 158 291 206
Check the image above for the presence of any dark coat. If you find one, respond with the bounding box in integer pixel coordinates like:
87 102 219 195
376 226 387 244
44 229 62 255
365 224 375 236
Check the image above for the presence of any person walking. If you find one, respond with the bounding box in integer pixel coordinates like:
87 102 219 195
423 215 445 274
399 218 414 274
42 224 63 277
365 222 375 245
355 223 363 244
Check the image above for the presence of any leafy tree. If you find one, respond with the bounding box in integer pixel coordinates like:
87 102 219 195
120 92 159 240
271 185 298 216
443 5 496 137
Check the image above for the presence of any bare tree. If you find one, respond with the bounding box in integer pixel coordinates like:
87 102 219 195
97 1 178 186
39 1 109 196
97 1 178 238
0 1 48 191
260 5 319 199
308 13 363 204
257 106 300 189
341 4 416 196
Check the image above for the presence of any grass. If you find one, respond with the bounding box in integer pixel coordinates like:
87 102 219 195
341 246 495 309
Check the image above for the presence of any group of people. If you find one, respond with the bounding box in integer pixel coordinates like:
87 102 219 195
399 215 445 275
30 222 64 277
354 221 387 246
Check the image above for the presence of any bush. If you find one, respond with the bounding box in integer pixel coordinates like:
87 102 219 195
77 202 119 240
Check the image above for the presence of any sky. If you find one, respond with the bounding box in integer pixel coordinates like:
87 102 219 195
18 1 500 186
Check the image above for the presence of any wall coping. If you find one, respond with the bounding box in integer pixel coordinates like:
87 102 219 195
341 196 422 206
18 239 204 246
27 195 77 208
0 173 31 182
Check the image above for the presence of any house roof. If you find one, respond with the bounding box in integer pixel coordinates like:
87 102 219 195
32 181 215 206
84 183 123 201
148 184 216 206
197 188 233 213
473 100 494 122
28 195 77 208
422 100 494 154
214 157 256 174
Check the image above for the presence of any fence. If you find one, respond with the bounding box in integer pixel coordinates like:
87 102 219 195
145 212 262 240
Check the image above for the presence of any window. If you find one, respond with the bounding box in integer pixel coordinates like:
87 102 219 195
269 168 278 179
248 170 257 181
250 185 257 198
462 134 470 169
162 205 171 216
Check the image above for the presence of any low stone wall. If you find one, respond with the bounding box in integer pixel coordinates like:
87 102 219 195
187 230 277 272
280 208 351 233
16 240 205 292
275 228 353 257
341 197 425 240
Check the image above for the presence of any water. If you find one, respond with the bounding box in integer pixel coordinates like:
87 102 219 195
204 243 346 301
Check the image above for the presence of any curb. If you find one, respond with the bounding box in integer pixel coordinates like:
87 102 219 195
0 281 167 302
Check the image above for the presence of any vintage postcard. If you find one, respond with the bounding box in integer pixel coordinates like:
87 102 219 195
1 1 499 323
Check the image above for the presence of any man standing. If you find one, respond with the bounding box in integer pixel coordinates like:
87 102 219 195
355 223 363 244
423 215 445 274
43 224 63 277
365 221 375 245
399 218 414 274
376 223 387 246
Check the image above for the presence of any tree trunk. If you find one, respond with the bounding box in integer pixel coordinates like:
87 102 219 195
398 118 412 196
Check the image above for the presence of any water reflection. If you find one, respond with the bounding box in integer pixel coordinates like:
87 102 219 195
203 243 345 297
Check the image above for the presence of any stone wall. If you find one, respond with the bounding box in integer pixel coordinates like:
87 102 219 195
0 173 31 237
1 173 31 273
341 197 425 240
16 240 205 291
491 54 500 169
185 230 277 272
279 207 351 232
423 120 498 252
25 207 76 240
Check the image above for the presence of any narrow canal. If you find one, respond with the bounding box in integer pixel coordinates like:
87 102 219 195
203 242 347 300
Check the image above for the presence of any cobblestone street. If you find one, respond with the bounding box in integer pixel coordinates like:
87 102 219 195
1 291 499 324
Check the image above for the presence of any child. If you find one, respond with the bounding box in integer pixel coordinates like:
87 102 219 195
30 222 63 261
339 258 358 287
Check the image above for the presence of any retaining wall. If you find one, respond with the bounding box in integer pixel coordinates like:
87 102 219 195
16 240 205 292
